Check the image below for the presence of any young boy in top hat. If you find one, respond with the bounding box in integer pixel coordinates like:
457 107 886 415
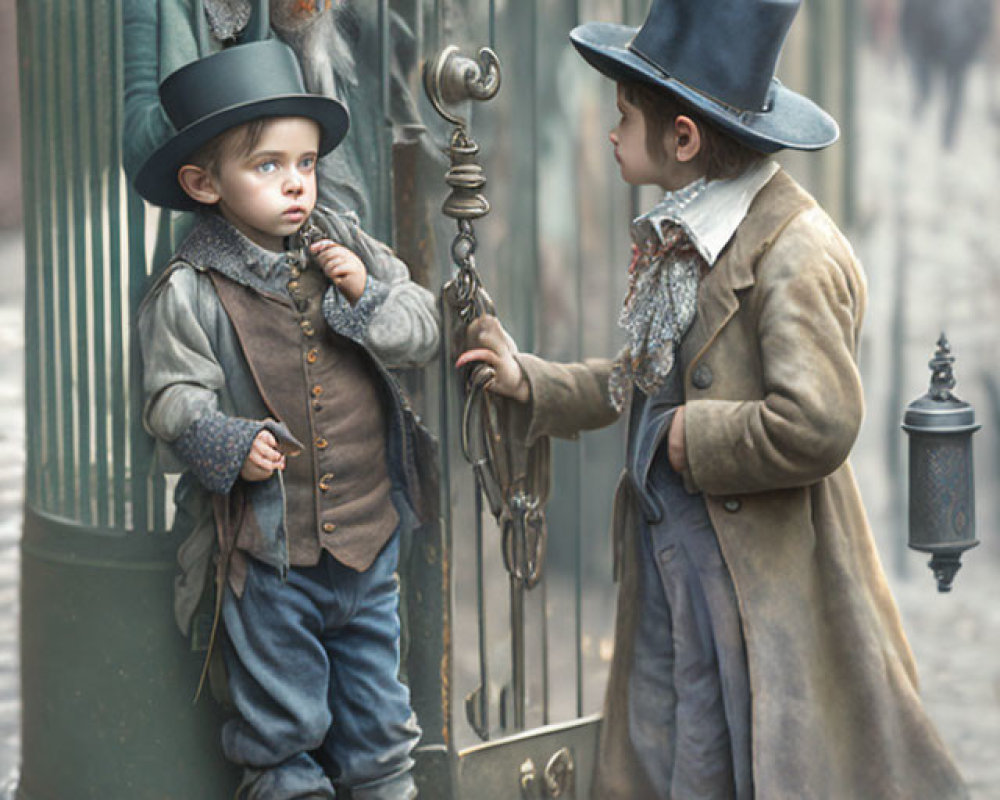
133 39 439 800
459 1 968 798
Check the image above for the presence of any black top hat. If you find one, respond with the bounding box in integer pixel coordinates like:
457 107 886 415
133 39 350 211
570 0 838 153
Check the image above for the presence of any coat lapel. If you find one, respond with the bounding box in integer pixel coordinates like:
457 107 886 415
684 169 816 378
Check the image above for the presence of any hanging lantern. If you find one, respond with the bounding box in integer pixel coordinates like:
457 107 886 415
901 334 981 591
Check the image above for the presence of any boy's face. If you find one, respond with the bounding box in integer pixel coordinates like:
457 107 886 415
185 117 320 252
610 85 692 191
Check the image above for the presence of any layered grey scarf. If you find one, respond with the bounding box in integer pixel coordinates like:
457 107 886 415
609 180 709 412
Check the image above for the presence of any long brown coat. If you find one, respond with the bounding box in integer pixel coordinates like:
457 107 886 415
517 170 967 799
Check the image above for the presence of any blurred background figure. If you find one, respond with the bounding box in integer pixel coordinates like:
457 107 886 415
899 0 994 147
864 0 900 60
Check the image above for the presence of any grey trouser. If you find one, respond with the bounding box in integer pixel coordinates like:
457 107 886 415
628 460 753 800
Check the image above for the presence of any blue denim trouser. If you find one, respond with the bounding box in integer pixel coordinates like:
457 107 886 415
221 533 421 800
628 463 753 800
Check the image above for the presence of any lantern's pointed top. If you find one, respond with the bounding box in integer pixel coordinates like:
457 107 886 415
928 332 956 401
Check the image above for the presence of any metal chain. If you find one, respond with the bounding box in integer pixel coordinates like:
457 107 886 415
441 122 549 589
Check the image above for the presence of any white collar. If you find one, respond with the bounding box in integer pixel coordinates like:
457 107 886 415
637 159 780 266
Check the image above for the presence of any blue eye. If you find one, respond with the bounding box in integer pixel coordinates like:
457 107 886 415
300 156 316 171
257 161 278 174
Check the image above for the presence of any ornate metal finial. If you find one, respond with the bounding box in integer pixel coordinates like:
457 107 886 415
927 332 956 401
423 45 501 127
442 129 490 221
929 553 963 593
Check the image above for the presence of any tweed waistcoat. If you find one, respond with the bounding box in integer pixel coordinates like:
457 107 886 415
210 264 398 572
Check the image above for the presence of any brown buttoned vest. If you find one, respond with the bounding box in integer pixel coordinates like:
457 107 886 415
210 262 399 572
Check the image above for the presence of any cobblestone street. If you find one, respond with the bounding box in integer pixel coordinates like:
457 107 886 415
0 39 999 800
846 45 1000 799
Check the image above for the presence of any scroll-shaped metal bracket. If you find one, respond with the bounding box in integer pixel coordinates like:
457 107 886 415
518 748 575 798
543 747 575 797
424 45 501 127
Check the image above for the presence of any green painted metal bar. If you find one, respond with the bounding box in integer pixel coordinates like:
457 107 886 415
88 0 111 528
250 0 270 43
509 578 526 731
54 2 78 519
571 0 584 721
375 0 393 245
539 569 549 727
526 6 539 354
430 0 455 756
473 479 490 738
18 0 41 507
70 0 94 525
109 0 128 529
121 0 161 533
808 0 828 201
534 3 552 729
842 0 857 229
118 0 166 533
434 340 456 752
430 0 441 54
39 0 61 515
488 0 496 51
126 183 150 532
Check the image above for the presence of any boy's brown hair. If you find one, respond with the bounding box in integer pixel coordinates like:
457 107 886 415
620 80 766 181
187 118 270 175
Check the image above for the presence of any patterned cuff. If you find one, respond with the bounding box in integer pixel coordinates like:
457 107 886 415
173 411 265 494
322 275 392 342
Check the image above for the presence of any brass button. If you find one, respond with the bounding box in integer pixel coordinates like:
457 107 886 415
318 472 334 491
300 319 315 337
311 385 323 398
306 348 318 364
322 522 336 534
287 279 300 292
723 498 741 513
315 437 329 449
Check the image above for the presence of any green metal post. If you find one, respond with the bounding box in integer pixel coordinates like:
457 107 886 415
15 2 239 796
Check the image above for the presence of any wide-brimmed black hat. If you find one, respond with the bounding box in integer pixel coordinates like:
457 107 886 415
570 0 838 153
134 39 350 211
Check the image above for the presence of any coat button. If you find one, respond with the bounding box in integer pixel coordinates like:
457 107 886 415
723 498 741 513
300 319 315 337
691 363 714 390
311 384 324 398
315 437 329 450
318 473 334 492
305 348 318 364
287 279 300 293
322 522 336 534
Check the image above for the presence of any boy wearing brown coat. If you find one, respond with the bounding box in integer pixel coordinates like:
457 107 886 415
459 0 967 797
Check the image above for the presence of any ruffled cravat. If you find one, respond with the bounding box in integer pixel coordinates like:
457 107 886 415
608 181 709 412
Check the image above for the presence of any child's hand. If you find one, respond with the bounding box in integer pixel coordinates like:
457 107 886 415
240 429 286 482
668 405 687 472
455 316 530 404
311 239 367 305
